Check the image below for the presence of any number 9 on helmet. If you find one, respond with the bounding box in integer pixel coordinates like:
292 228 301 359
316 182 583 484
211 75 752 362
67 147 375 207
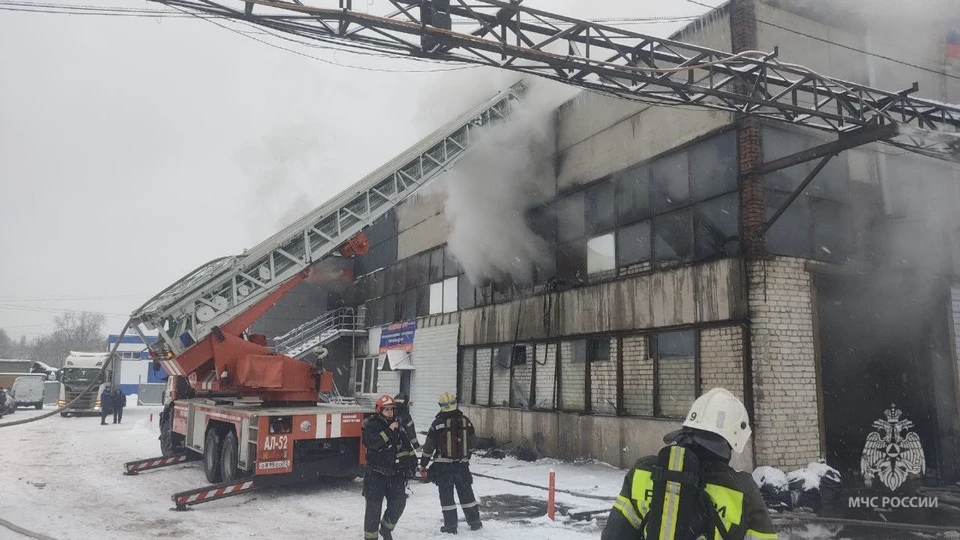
681 388 752 453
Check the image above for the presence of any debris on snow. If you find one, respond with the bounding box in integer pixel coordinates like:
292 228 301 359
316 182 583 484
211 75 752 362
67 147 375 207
753 466 789 491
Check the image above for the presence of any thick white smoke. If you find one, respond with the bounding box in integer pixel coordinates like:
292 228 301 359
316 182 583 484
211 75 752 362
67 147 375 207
442 78 577 287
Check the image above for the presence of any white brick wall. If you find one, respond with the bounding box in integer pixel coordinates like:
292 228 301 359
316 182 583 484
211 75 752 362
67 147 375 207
622 335 653 415
749 257 821 470
460 349 475 405
534 343 558 409
591 337 618 414
409 323 459 432
491 347 511 407
700 326 745 399
560 341 586 411
475 348 492 406
657 355 696 418
512 344 535 407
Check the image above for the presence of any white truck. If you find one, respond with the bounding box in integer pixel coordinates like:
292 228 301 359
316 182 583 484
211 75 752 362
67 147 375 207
57 351 113 417
11 375 45 409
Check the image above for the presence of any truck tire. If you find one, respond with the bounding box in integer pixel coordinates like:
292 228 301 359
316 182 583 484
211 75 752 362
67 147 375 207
204 428 224 484
160 406 185 457
220 430 241 483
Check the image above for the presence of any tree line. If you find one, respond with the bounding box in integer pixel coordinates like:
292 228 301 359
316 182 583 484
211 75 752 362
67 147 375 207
0 312 106 368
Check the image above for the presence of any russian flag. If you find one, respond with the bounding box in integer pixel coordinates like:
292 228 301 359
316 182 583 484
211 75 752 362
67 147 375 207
949 28 960 59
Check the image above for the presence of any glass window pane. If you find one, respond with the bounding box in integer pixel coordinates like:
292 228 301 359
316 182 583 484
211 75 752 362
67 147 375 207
382 294 397 323
653 210 692 267
442 276 458 312
656 330 696 418
766 191 812 258
429 249 443 282
403 258 415 290
417 253 430 287
492 346 511 406
417 285 429 316
404 288 417 320
371 270 383 299
587 233 616 275
590 338 617 415
458 276 476 309
812 199 852 263
557 193 585 242
443 248 460 278
533 254 557 285
690 132 737 201
623 336 653 416
474 349 491 406
694 193 740 259
533 343 557 409
617 165 651 224
586 181 616 235
558 239 587 284
511 344 532 408
617 220 651 266
459 348 475 405
651 151 690 213
560 341 586 411
383 266 394 295
429 282 444 315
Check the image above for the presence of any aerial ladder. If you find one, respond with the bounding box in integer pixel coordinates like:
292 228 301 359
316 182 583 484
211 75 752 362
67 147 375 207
122 0 960 509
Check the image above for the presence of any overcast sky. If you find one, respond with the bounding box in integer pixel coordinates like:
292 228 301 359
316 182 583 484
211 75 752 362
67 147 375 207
0 0 722 344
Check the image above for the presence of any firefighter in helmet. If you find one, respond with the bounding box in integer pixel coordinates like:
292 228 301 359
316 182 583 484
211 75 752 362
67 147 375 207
394 392 421 453
362 395 417 540
419 391 483 534
601 388 777 540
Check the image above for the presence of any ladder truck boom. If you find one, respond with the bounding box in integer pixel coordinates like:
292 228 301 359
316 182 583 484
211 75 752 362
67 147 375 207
130 82 525 393
152 0 960 162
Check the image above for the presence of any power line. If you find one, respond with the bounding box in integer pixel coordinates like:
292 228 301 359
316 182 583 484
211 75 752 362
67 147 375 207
0 303 129 317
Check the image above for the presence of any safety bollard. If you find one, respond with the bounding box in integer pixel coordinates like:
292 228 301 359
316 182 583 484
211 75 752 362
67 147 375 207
547 468 556 521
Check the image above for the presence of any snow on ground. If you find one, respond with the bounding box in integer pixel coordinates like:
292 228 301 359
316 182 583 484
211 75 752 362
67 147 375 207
0 407 615 540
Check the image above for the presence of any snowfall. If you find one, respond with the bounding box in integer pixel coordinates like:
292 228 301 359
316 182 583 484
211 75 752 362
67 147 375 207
0 403 956 540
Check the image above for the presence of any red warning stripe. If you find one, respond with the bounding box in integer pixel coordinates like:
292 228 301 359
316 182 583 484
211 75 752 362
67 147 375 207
125 454 190 473
174 480 255 506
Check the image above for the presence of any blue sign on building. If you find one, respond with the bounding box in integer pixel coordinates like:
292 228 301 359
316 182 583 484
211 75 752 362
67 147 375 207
379 320 416 354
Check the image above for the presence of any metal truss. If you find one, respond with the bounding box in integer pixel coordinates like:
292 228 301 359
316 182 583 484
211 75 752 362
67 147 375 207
152 0 960 161
131 82 525 355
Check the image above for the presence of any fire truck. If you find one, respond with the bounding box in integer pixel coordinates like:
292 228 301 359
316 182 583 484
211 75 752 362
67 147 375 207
122 0 960 511
121 82 525 509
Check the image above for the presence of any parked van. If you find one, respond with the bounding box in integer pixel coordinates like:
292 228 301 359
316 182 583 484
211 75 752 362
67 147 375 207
11 375 45 409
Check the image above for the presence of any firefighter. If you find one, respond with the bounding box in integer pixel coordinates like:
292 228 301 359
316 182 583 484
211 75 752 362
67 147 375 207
601 388 777 540
418 392 483 534
394 393 421 453
362 395 415 540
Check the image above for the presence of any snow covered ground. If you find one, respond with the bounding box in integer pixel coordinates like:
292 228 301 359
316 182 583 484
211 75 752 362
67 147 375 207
0 405 954 540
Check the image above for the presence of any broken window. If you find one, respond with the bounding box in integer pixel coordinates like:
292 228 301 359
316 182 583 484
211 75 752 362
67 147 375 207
585 180 616 235
443 247 460 278
622 334 653 416
474 348 491 406
617 165 651 225
694 193 739 259
511 344 532 408
492 345 512 406
587 233 616 275
690 131 737 201
533 343 557 409
458 276 475 309
590 337 617 415
429 248 443 282
651 151 690 213
656 330 697 418
459 348 475 405
557 192 585 242
560 341 586 412
617 220 652 267
653 210 693 267
558 239 587 284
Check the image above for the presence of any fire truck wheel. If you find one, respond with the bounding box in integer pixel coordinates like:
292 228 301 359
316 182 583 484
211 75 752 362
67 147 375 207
204 427 224 484
220 430 241 483
160 406 185 457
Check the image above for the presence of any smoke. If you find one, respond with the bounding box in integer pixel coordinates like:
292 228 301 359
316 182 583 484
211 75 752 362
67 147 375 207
442 77 577 287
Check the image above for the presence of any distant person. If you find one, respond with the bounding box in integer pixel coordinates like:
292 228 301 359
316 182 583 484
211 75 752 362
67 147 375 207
600 388 776 540
100 385 115 426
112 388 127 424
419 392 482 534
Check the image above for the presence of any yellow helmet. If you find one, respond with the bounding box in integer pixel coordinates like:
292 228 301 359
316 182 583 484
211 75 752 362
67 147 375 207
438 392 458 412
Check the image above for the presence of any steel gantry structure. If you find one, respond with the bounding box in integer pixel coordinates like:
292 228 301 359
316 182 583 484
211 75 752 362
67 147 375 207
129 0 960 384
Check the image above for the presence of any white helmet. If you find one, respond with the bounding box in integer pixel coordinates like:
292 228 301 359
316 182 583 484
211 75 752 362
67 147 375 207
681 388 751 453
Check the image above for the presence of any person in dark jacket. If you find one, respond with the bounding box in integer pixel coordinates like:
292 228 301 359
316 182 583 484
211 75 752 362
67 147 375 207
394 393 421 453
419 392 482 534
112 388 127 424
362 395 416 540
601 388 777 540
99 385 115 425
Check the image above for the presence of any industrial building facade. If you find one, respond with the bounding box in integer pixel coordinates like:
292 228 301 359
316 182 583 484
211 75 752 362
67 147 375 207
255 0 960 486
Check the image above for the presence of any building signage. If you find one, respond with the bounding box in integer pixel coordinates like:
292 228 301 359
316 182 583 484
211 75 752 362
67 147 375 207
379 320 416 354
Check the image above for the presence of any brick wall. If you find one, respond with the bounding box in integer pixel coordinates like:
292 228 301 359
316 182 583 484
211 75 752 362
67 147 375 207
658 355 696 418
560 341 586 411
491 347 511 407
475 348 491 406
591 337 618 414
512 344 535 408
749 257 821 469
460 348 475 405
700 326 745 399
534 343 558 409
622 334 653 415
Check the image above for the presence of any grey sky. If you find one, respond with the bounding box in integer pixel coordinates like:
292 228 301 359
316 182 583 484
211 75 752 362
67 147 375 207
0 0 720 341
